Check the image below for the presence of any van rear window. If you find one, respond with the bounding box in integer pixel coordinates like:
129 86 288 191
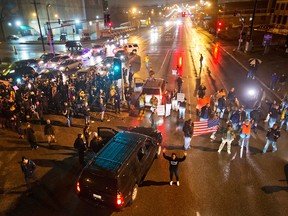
142 88 160 95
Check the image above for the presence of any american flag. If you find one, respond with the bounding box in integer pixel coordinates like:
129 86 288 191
193 119 219 137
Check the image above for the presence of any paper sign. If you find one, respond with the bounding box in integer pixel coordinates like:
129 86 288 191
157 105 165 116
177 93 185 102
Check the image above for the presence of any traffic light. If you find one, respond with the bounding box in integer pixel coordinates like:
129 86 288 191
112 58 122 80
108 22 112 28
217 21 222 32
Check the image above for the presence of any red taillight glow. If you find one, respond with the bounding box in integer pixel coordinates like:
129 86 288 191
116 193 124 206
178 56 182 68
76 182 81 193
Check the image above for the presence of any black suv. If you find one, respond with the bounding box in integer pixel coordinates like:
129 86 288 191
76 127 162 209
65 41 82 51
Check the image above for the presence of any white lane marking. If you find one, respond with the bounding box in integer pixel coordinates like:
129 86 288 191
159 49 171 73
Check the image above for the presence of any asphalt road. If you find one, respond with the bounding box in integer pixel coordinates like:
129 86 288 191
1 18 288 216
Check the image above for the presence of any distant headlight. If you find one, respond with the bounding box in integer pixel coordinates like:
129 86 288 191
10 69 15 73
39 60 44 65
59 66 65 71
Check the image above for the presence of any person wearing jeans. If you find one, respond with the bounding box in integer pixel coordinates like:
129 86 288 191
182 119 193 150
238 119 251 152
263 124 281 153
218 124 235 154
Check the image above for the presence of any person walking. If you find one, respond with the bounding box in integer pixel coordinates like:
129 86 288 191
99 98 106 122
163 148 187 186
268 104 280 128
149 108 158 130
200 103 212 121
74 133 86 166
25 122 38 150
178 98 186 119
197 83 206 99
44 119 56 149
114 92 121 114
250 107 262 134
20 156 38 193
83 125 91 148
63 102 73 127
217 124 235 154
262 124 281 153
182 119 193 150
280 107 288 131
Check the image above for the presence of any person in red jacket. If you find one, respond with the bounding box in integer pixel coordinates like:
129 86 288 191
163 148 187 186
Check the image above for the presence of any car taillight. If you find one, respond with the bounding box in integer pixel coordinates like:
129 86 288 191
116 192 124 206
76 182 81 193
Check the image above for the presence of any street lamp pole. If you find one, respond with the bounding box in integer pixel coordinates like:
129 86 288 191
245 0 258 52
46 3 55 55
32 0 45 52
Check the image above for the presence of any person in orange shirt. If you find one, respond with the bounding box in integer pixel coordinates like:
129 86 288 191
238 119 251 152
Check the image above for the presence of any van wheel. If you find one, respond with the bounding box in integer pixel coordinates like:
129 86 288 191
130 184 138 204
156 145 161 159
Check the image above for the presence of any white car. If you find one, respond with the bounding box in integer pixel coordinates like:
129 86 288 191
70 48 91 60
123 43 139 54
45 55 70 69
58 59 83 72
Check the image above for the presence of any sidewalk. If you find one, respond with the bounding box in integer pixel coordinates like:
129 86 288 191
218 29 288 101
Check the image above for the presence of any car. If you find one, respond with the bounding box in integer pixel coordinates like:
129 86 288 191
91 44 106 56
45 55 70 69
65 41 82 51
37 69 61 81
123 43 139 54
114 50 128 61
7 35 19 40
102 56 115 68
140 78 167 106
58 59 83 72
70 48 91 60
1 66 38 84
73 66 97 80
38 53 60 66
37 35 47 41
2 59 39 76
76 126 162 209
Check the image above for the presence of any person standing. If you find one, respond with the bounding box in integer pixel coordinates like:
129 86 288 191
149 108 158 130
262 124 281 153
63 102 73 127
83 125 91 148
25 122 38 150
163 148 187 186
182 119 193 150
176 76 184 93
199 54 204 70
178 98 186 119
114 92 121 114
90 132 103 153
218 124 235 154
20 156 38 193
44 119 56 149
74 133 86 166
238 119 251 152
268 105 280 128
250 107 262 134
200 103 212 121
138 94 146 120
270 73 278 91
144 54 149 71
280 107 288 131
197 83 206 99
99 98 106 122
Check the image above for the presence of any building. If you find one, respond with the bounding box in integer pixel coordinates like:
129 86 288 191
0 0 104 40
270 0 288 34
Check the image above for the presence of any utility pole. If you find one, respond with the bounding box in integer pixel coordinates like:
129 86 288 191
32 0 45 52
46 3 55 55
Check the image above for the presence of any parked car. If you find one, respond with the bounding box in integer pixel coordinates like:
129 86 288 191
37 35 47 41
70 48 91 60
58 59 82 72
92 44 106 56
7 35 19 40
45 55 70 69
65 41 82 51
76 126 162 209
37 69 60 81
2 59 39 76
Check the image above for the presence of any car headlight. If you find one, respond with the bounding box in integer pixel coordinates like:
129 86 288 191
59 67 64 71
16 78 21 83
248 89 256 96
10 69 15 73
39 60 44 65
106 63 111 67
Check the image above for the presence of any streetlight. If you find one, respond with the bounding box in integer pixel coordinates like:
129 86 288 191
32 0 45 52
46 3 55 55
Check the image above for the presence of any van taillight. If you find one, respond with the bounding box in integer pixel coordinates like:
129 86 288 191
76 182 81 193
116 193 124 206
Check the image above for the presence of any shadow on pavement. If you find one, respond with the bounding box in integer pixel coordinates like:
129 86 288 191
261 164 288 194
140 180 168 187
